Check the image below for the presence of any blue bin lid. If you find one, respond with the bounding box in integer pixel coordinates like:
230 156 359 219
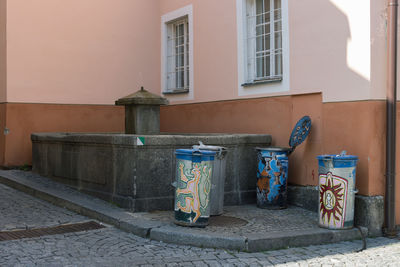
317 154 358 161
289 116 312 148
256 147 291 152
175 149 216 156
175 148 215 162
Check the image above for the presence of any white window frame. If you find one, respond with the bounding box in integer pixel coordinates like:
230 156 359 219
237 0 290 96
161 5 194 101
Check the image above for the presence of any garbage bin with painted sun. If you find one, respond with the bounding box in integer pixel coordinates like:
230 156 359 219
317 151 358 229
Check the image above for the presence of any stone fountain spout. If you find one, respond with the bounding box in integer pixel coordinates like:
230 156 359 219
115 87 169 134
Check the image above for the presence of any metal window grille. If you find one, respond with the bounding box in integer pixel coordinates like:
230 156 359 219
246 0 282 83
166 18 189 92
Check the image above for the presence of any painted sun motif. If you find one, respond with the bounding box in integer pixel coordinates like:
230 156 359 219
319 173 344 225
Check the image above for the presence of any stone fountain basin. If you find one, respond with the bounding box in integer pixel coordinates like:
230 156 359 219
31 133 271 212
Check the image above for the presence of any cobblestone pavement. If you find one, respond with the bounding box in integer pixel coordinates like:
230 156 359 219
132 205 319 235
0 227 399 266
0 183 87 231
1 180 400 266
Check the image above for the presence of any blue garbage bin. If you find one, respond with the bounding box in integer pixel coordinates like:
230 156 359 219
317 152 358 229
255 116 312 210
256 147 290 209
174 149 216 227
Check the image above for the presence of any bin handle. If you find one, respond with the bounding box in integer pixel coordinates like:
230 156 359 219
194 141 225 158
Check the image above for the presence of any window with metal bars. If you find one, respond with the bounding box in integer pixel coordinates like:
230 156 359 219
245 0 282 84
165 17 189 93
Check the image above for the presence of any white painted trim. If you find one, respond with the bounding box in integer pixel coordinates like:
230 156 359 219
237 0 290 96
161 5 194 101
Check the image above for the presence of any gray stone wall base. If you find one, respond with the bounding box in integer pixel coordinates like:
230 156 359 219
287 186 319 212
354 195 384 237
31 133 271 212
63 185 256 213
224 190 256 206
288 185 384 236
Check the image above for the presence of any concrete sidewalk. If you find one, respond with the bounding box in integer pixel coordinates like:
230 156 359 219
0 170 366 252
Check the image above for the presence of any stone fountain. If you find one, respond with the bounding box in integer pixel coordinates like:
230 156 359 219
31 88 271 211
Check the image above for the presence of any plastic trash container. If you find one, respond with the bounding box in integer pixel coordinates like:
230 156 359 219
193 142 228 216
317 151 358 229
174 149 216 227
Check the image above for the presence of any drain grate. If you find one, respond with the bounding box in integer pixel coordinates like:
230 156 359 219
0 221 105 241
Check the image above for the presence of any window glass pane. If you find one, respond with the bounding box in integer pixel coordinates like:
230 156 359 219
179 52 184 67
275 32 282 50
175 54 180 68
264 23 271 35
174 22 185 89
274 0 281 10
247 0 281 82
264 34 270 51
176 71 180 88
274 21 282 32
265 55 270 77
186 66 189 88
264 0 270 14
178 23 184 36
256 56 264 78
256 25 264 37
256 0 263 24
264 1 270 22
275 54 282 76
256 28 264 52
274 9 281 21
256 54 270 79
177 69 185 89
166 16 189 91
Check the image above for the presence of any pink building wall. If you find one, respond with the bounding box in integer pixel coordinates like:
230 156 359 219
0 0 6 102
3 0 386 105
290 0 371 102
6 0 161 105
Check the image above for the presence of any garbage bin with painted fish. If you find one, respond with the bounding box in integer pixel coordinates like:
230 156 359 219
256 116 312 209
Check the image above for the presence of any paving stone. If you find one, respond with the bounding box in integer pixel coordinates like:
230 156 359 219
1 230 392 267
0 183 86 231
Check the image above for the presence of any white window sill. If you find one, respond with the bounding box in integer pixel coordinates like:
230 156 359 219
162 88 190 95
241 77 282 87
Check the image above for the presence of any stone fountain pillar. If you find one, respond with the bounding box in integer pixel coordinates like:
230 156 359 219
115 87 169 134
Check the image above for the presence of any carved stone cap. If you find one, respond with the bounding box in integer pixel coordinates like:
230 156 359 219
115 87 169 106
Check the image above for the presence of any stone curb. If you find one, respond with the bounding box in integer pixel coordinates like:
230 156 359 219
0 171 368 252
246 227 367 252
150 226 248 251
